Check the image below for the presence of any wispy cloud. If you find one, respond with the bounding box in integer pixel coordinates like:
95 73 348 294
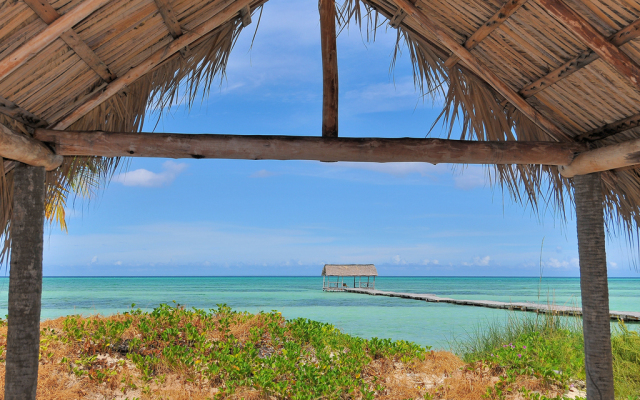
113 161 187 187
250 169 276 178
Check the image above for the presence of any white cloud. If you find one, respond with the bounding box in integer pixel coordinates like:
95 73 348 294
91 256 98 264
453 166 486 190
250 169 276 178
336 162 447 176
463 256 490 266
114 261 122 266
422 259 440 265
544 258 579 269
392 255 407 265
112 161 187 187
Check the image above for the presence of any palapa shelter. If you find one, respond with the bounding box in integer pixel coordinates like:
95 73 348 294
322 264 377 290
1 0 639 397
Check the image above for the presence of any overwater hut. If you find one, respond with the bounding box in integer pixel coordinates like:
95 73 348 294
1 0 639 397
322 264 377 291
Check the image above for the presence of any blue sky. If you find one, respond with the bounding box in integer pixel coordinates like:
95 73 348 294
43 0 638 277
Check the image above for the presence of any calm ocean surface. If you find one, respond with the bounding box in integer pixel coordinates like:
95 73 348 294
0 277 638 349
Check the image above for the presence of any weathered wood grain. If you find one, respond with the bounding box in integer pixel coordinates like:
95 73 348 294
520 17 640 98
51 0 254 130
538 0 640 90
33 129 585 165
559 138 640 177
0 0 111 83
320 0 338 138
393 0 572 142
154 0 183 38
444 0 529 68
0 123 62 170
574 113 640 142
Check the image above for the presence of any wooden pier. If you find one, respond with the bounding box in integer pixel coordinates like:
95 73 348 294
342 288 640 322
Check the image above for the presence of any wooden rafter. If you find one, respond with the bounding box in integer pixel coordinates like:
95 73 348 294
320 0 338 137
240 6 252 27
575 112 640 143
51 0 255 130
0 95 49 128
538 0 640 90
559 137 640 177
520 17 640 98
0 123 62 170
153 0 183 38
23 0 115 82
0 0 110 83
444 0 528 68
33 129 585 165
392 0 572 142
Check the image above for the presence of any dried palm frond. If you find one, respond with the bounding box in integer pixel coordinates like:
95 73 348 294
0 14 256 261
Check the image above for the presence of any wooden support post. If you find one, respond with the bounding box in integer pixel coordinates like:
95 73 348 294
320 0 338 137
4 164 46 400
574 173 614 400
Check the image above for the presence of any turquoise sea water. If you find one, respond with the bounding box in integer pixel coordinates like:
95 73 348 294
0 277 637 349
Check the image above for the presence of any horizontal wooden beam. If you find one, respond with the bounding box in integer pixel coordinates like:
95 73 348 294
520 17 640 98
538 0 640 90
444 0 528 68
33 129 585 165
559 138 640 177
0 0 110 82
393 0 572 142
0 124 62 171
52 0 254 130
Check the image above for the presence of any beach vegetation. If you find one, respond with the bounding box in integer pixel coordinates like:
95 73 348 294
0 304 637 399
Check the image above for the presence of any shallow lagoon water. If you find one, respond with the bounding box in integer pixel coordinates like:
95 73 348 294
0 277 637 349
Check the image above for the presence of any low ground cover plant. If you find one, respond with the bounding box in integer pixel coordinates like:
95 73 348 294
0 304 636 399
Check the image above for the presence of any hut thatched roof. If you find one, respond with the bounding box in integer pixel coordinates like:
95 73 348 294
2 0 640 255
322 264 378 276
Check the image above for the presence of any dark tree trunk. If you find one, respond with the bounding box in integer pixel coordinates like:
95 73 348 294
574 172 615 400
5 164 45 400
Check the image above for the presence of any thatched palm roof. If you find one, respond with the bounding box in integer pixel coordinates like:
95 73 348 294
322 264 378 276
1 0 640 253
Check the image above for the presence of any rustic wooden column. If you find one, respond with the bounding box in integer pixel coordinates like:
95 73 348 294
5 164 46 400
319 0 338 137
574 172 615 400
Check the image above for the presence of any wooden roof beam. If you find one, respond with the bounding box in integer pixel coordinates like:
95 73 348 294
240 6 252 27
0 95 49 128
154 0 183 38
574 112 640 142
33 129 585 165
320 0 338 137
392 0 572 142
24 0 115 82
521 14 640 98
559 138 640 177
444 0 528 68
0 0 111 83
51 0 255 130
538 0 640 90
0 123 62 171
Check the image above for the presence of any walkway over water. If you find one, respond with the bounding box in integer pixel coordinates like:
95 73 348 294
342 288 640 322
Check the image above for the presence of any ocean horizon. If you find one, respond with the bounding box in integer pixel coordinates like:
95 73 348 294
0 276 638 349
